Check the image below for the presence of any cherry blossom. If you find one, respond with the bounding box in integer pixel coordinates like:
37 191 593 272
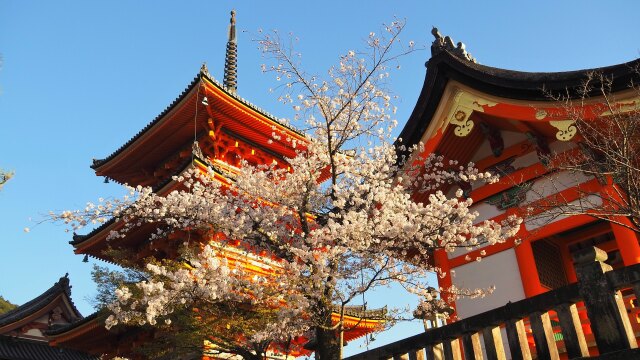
53 19 520 360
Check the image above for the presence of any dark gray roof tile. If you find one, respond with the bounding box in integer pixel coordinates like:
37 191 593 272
0 336 97 360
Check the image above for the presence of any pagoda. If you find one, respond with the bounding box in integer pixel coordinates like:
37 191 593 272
400 28 640 321
49 11 384 359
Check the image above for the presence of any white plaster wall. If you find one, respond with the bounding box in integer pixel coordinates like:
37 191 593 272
452 248 525 319
511 140 576 171
472 135 577 175
524 170 593 204
448 202 504 259
524 194 603 231
511 151 538 170
471 202 504 225
448 242 488 259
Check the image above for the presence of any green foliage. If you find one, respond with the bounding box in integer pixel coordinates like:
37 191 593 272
93 252 301 360
0 295 17 315
90 264 146 309
136 301 288 360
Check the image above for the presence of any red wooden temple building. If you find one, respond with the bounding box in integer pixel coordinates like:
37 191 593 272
7 16 640 360
40 11 384 360
396 29 640 357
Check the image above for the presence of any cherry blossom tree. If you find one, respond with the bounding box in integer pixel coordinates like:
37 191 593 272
55 20 520 360
0 169 12 190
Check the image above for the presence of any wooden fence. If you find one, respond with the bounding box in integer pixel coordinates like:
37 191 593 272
346 246 640 360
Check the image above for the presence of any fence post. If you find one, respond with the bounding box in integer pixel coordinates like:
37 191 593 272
461 332 483 360
505 318 532 360
573 246 638 354
482 326 507 360
555 303 589 358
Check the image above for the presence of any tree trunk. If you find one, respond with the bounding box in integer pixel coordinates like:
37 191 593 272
315 325 341 360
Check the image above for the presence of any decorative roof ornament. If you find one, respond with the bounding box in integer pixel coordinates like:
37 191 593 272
223 10 238 93
192 140 205 160
431 27 477 63
200 62 211 78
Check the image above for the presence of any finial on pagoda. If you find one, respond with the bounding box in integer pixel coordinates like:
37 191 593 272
223 10 238 93
430 27 477 63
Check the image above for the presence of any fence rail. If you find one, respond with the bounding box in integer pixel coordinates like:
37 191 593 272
346 246 640 360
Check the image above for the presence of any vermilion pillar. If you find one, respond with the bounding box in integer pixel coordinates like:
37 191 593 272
514 239 546 297
611 217 640 266
600 185 640 266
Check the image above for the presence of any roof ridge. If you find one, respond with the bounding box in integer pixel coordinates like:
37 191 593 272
431 27 477 63
428 46 640 79
199 71 304 136
91 71 305 171
91 74 202 170
397 48 640 160
0 275 82 328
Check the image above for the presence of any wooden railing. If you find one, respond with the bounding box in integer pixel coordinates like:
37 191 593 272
346 246 640 360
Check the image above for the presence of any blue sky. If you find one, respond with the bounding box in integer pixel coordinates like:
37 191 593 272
1 0 639 356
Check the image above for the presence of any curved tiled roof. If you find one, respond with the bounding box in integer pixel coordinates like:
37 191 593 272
432 50 640 99
91 71 303 171
69 220 113 247
398 48 640 152
334 305 387 320
0 275 82 328
0 336 97 360
71 155 224 250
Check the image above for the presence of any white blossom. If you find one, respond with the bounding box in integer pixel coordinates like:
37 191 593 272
53 19 521 357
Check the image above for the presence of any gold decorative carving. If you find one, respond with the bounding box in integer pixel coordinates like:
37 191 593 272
600 98 640 116
445 89 497 137
549 120 577 141
535 109 547 120
450 108 474 137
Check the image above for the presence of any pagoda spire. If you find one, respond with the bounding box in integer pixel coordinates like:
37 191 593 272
223 10 238 93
